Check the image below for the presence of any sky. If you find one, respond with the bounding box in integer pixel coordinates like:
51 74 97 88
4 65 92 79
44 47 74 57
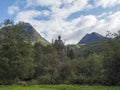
0 0 120 44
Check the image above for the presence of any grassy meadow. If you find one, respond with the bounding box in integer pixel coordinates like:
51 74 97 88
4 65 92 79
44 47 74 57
0 85 120 90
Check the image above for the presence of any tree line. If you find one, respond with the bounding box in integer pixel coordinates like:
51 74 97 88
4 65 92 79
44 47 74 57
0 20 120 85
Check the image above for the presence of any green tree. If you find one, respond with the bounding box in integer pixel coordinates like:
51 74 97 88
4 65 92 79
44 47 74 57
0 20 34 84
58 61 75 84
71 53 104 84
34 43 61 84
103 37 120 85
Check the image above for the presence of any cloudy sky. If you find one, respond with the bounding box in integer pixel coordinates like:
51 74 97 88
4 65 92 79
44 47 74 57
0 0 120 44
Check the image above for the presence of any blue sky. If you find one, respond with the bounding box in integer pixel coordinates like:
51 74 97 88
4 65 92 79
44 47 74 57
0 0 120 44
0 0 15 22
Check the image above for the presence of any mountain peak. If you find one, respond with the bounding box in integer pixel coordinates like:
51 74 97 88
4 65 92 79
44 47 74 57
18 22 49 45
91 32 98 35
78 32 106 44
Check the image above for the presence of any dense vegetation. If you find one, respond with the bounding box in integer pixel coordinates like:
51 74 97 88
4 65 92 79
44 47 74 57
0 20 120 86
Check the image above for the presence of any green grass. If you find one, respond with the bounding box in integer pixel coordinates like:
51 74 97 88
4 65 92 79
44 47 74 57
0 85 120 90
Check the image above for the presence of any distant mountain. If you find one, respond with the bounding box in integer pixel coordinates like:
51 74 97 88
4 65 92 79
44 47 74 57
78 32 106 44
20 22 49 45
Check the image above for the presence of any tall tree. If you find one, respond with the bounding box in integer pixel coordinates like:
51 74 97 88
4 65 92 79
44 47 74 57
0 20 34 84
103 31 120 85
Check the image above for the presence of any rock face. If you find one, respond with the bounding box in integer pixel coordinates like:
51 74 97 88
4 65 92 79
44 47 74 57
78 32 106 44
21 22 49 45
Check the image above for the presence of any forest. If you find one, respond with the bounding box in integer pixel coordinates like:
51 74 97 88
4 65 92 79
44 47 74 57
0 20 120 86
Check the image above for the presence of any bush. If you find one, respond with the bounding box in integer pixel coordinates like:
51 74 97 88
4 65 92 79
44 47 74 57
38 75 51 84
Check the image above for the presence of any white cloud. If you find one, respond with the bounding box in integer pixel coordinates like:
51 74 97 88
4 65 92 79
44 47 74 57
63 11 120 44
94 0 120 8
42 10 51 16
16 10 41 22
26 0 61 7
26 0 88 19
8 5 19 15
91 12 120 35
98 12 107 18
53 0 88 19
107 12 120 31
16 10 51 22
75 15 97 29
14 0 120 44
15 0 90 44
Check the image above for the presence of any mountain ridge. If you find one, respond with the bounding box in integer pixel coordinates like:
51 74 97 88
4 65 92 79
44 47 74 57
78 32 106 44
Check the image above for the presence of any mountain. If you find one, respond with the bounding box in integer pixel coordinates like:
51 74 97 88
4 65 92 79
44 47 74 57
78 32 106 44
20 22 49 45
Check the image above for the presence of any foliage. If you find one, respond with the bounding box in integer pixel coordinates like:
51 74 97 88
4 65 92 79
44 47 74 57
0 20 34 84
0 19 120 86
103 38 120 85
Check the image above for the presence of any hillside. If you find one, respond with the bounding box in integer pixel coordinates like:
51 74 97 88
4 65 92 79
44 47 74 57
20 22 49 45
